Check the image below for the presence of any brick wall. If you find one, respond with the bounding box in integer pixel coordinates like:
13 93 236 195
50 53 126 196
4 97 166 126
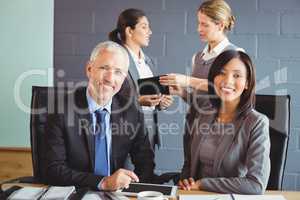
54 0 300 190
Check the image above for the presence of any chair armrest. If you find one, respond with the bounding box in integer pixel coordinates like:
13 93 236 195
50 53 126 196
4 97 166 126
0 176 36 185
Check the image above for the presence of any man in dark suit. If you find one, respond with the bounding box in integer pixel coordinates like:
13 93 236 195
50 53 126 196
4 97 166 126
45 41 155 191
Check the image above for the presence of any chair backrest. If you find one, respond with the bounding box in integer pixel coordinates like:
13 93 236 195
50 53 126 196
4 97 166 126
30 86 59 183
255 94 290 190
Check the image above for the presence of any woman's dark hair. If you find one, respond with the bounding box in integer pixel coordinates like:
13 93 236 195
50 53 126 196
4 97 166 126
208 50 256 119
109 8 146 45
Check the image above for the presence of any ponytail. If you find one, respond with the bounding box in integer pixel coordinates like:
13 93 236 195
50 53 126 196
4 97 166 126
109 9 146 45
108 29 122 45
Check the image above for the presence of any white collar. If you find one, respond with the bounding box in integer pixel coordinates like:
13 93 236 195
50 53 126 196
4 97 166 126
203 37 230 56
86 89 112 114
125 45 145 64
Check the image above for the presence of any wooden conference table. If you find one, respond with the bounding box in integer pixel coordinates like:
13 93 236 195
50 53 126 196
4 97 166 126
2 183 300 200
174 189 300 200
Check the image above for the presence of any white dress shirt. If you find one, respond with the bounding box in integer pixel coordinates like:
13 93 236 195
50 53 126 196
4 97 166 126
192 37 245 68
126 47 154 78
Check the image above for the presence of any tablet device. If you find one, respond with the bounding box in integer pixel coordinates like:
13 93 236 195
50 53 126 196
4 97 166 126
137 76 169 95
116 183 177 198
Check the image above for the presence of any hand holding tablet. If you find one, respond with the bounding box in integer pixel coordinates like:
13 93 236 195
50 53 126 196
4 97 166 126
101 169 139 191
138 75 170 95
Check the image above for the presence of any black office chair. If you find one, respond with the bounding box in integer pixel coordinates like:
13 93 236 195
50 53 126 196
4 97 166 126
255 94 290 190
30 86 61 183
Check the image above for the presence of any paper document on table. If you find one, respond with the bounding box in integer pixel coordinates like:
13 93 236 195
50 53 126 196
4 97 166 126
179 194 286 200
40 186 75 200
8 187 46 200
82 193 103 200
233 194 286 200
82 191 130 200
179 194 232 200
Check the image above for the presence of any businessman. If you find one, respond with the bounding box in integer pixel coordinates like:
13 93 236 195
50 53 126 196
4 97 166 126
45 41 155 191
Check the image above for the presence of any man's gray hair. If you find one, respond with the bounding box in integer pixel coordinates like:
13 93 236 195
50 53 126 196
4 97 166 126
89 41 129 66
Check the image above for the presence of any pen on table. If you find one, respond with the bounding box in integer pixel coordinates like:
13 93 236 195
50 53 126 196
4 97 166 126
230 193 235 200
38 186 50 198
103 192 114 200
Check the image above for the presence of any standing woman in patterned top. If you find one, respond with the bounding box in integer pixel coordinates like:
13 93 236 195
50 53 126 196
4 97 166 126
160 0 244 103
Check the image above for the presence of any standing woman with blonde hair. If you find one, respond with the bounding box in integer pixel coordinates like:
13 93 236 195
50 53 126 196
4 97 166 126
160 0 244 103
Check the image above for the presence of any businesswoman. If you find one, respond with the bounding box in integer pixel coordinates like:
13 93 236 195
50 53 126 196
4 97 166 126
109 8 173 148
160 0 243 102
179 50 270 194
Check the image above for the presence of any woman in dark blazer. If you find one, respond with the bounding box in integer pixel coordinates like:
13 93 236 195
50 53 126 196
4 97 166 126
179 50 270 194
109 8 173 149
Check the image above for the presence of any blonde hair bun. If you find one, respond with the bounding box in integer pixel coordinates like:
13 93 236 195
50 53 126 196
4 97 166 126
198 0 235 32
227 15 235 31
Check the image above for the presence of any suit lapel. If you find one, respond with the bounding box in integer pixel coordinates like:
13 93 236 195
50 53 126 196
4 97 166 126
110 97 123 172
144 55 156 75
212 119 243 177
74 87 95 170
126 49 140 89
125 47 157 90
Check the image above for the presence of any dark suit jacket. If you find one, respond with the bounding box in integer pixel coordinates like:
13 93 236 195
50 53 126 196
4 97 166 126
118 50 160 148
45 87 155 190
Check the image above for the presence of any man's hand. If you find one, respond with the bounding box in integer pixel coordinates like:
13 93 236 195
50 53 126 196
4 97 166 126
101 169 139 191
